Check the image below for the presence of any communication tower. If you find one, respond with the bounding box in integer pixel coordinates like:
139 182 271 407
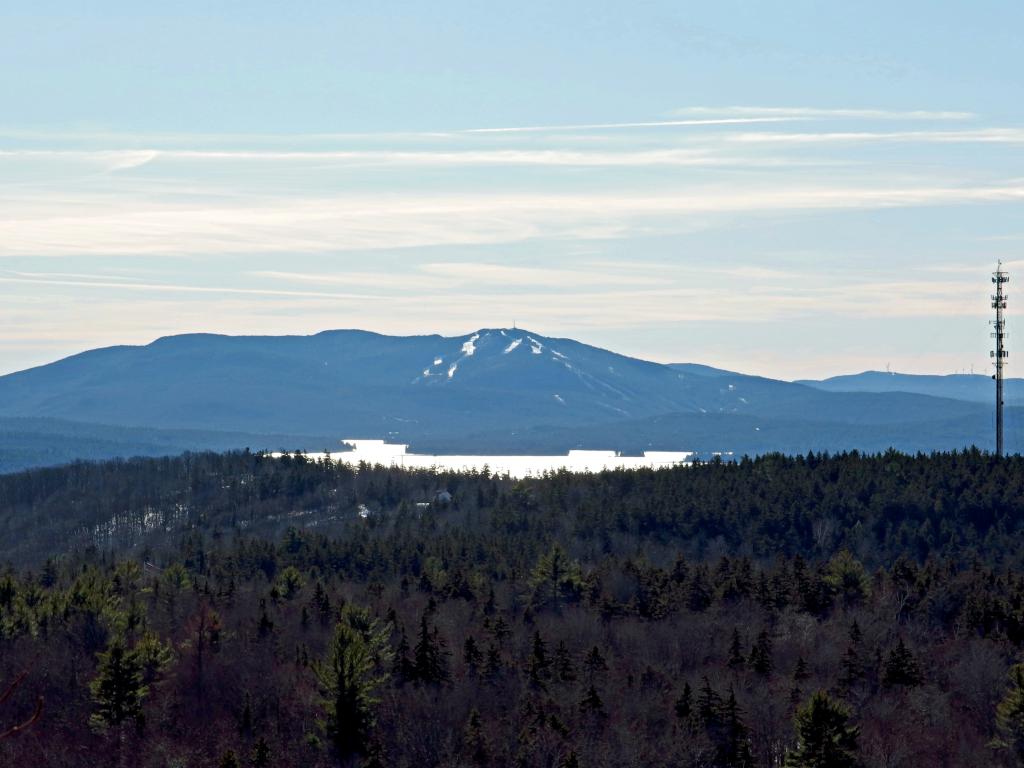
992 263 1009 456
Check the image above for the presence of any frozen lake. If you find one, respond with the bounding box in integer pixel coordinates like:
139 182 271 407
280 439 693 478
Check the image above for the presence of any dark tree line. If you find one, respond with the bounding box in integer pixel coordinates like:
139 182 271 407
1 449 1024 766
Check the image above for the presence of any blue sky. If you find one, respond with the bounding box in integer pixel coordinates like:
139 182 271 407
1 1 1022 378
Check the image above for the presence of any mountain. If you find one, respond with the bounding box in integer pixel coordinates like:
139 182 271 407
798 370 1024 405
0 328 1009 469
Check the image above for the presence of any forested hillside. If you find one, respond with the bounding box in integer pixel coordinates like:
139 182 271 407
3 451 1024 767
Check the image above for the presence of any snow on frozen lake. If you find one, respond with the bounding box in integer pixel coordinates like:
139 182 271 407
278 439 693 478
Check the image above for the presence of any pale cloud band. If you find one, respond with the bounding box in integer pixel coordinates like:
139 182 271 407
1 104 1021 377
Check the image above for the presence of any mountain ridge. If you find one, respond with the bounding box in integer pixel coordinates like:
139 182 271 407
0 327 1012 470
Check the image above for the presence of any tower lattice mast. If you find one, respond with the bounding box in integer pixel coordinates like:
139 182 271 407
992 263 1009 456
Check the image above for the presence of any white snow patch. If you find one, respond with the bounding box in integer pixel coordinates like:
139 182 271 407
553 394 565 404
448 363 458 379
504 338 523 354
551 350 567 360
433 357 443 366
461 333 480 356
739 397 748 403
422 368 431 376
528 337 543 354
727 384 735 390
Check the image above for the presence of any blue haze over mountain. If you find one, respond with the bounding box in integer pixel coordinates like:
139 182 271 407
0 329 1015 472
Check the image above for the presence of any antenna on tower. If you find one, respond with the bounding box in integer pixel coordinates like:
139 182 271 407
991 262 1009 456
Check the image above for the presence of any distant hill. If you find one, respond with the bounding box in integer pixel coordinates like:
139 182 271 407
797 370 1024 405
0 328 1010 470
0 417 334 474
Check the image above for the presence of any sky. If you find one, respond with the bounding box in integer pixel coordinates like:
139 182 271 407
1 1 1023 379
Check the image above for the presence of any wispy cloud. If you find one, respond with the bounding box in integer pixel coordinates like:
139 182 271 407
2 181 1023 257
0 147 810 169
0 273 382 301
728 128 1024 144
461 117 796 133
674 106 975 120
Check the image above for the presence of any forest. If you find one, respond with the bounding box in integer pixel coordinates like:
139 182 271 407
3 449 1024 767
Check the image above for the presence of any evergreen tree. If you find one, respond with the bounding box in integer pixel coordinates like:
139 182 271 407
881 638 923 688
579 685 605 718
250 737 271 768
675 682 694 723
528 544 583 612
393 626 415 684
239 692 253 737
484 643 503 680
749 629 773 676
89 635 148 732
314 606 391 759
784 691 860 768
413 614 450 685
727 628 746 670
463 635 483 677
838 622 864 690
463 708 490 766
527 631 551 688
582 646 608 680
697 676 723 729
132 631 173 686
218 750 240 768
719 687 754 768
687 568 713 612
790 657 810 707
991 663 1024 763
553 640 577 682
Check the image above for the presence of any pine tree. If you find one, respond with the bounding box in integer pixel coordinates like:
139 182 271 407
839 622 864 690
132 631 173 686
463 635 483 677
250 737 271 768
239 692 253 737
528 544 583 612
719 687 754 768
881 638 923 688
579 685 605 718
527 631 551 688
218 750 240 768
89 635 148 732
749 629 773 676
790 657 810 707
687 568 713 612
463 708 490 766
554 640 577 682
393 626 415 684
991 663 1024 763
697 676 723 729
489 616 511 647
784 691 860 768
314 605 392 759
582 646 608 680
727 628 746 670
558 751 582 768
484 643 503 680
675 682 694 723
413 614 450 685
